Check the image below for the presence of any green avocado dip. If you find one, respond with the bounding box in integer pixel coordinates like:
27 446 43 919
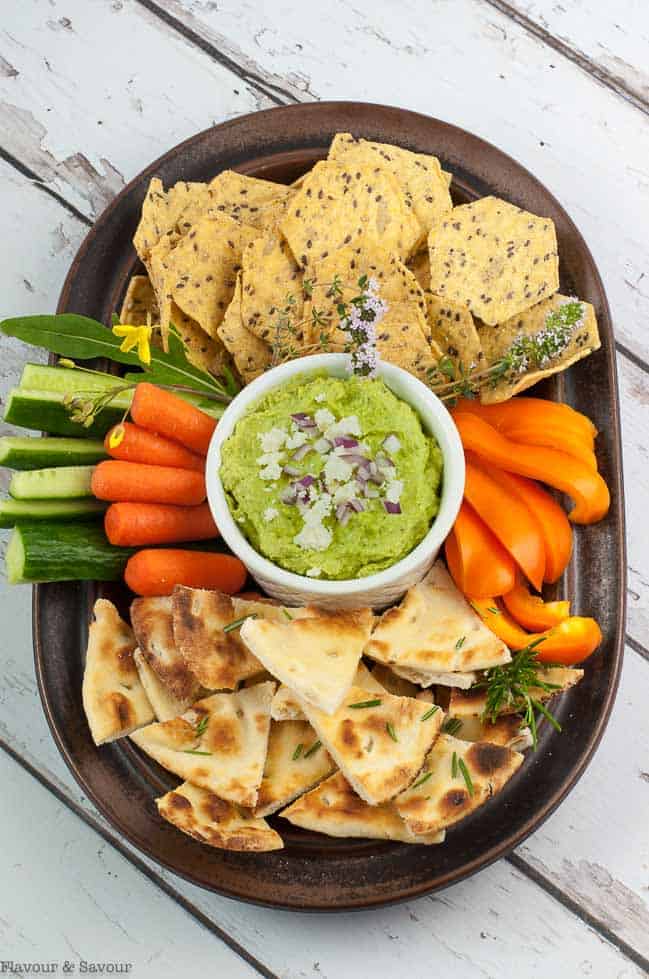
219 374 443 580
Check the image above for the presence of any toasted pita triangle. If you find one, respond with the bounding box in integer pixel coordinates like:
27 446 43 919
448 667 584 718
254 720 335 817
365 562 510 673
299 684 444 804
392 665 477 690
395 733 523 835
132 648 195 722
82 599 154 745
131 681 275 807
157 781 283 852
240 607 373 715
131 595 201 702
281 772 444 844
171 586 262 690
455 714 533 752
271 661 385 722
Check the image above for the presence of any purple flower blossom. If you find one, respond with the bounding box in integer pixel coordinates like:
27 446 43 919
340 278 387 378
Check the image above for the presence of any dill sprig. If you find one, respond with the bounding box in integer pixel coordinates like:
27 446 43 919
476 639 562 749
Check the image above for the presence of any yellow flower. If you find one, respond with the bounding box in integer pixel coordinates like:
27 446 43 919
107 424 125 450
112 323 152 366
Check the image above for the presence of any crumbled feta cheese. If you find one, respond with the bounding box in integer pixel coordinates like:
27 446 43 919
314 393 327 403
314 437 332 454
259 462 282 481
263 507 278 522
385 479 404 503
258 427 287 453
294 520 332 552
315 408 336 430
383 434 402 455
306 567 322 577
333 480 358 505
323 454 354 484
285 428 309 450
325 414 361 439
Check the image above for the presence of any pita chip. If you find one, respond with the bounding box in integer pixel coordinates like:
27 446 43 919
240 607 373 715
131 682 275 807
365 562 511 674
157 781 283 852
299 684 444 804
392 665 478 690
395 733 523 835
281 772 444 844
171 586 262 690
447 667 584 719
132 648 196 722
455 713 534 752
82 599 154 745
271 661 385 722
131 595 201 703
254 720 336 817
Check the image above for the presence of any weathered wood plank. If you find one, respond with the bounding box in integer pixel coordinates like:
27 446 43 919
0 749 260 977
494 0 649 112
0 0 272 220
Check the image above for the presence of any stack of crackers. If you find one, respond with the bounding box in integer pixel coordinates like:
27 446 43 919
124 132 600 403
81 563 582 853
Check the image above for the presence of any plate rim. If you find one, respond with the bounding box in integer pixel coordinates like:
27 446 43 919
31 100 626 911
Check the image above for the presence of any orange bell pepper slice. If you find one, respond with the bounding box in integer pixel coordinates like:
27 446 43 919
452 397 597 445
502 576 570 631
498 420 597 471
445 501 517 598
464 459 546 590
472 598 602 665
470 463 573 583
453 412 610 524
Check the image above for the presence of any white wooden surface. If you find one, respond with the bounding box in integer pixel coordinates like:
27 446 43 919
1 2 648 976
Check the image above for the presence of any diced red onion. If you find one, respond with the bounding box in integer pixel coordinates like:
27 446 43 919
283 464 301 477
383 500 402 514
338 453 370 467
349 498 365 512
280 486 297 505
291 443 312 462
382 434 401 454
356 468 370 483
375 452 395 470
297 474 316 488
368 461 378 476
368 471 385 485
333 436 359 449
291 413 317 430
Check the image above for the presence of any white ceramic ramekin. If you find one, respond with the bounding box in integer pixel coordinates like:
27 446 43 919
206 354 464 609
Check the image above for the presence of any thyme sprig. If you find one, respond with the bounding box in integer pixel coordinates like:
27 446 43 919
476 639 562 749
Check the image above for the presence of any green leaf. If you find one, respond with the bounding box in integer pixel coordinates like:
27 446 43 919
0 315 227 397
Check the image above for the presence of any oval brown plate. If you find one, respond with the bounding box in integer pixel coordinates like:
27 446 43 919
33 102 626 911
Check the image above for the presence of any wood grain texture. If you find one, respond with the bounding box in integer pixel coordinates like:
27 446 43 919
0 751 259 978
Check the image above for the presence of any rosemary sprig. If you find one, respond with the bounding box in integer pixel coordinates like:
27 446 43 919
476 639 562 749
411 771 432 790
303 739 322 759
222 614 257 634
386 722 398 742
348 698 382 709
455 636 466 650
420 705 440 722
458 758 475 797
442 717 463 737
292 743 304 761
194 715 209 738
181 749 212 756
451 751 459 778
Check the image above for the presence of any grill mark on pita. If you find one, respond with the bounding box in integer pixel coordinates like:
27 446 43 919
440 787 471 815
466 741 512 776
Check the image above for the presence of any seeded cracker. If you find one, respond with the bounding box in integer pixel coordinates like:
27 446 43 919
217 272 272 384
133 178 214 262
206 169 294 230
240 232 305 344
119 275 159 326
428 196 560 325
304 244 443 382
424 292 484 372
280 160 422 268
477 293 600 403
407 248 431 291
329 132 452 235
163 214 258 338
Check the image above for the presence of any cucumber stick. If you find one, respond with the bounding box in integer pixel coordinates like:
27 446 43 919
5 523 134 584
0 498 106 529
9 465 95 500
0 435 107 470
3 388 128 438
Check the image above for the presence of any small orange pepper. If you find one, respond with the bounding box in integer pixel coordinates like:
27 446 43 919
464 458 546 590
502 576 570 631
445 502 517 599
471 463 573 583
453 412 610 524
472 598 602 665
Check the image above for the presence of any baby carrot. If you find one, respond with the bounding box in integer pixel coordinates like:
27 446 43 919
104 422 204 471
130 382 217 455
124 548 247 596
104 501 218 547
91 460 206 505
